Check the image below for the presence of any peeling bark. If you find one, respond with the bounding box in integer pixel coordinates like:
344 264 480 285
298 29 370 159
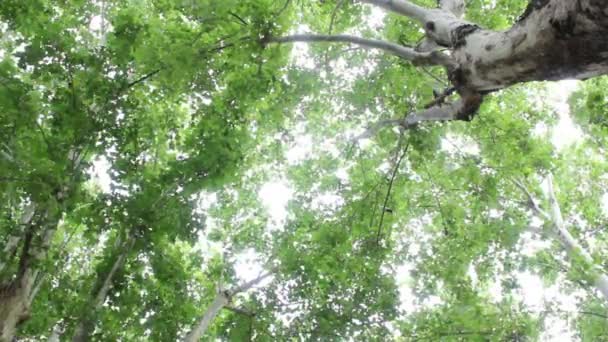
451 0 608 91
274 0 608 131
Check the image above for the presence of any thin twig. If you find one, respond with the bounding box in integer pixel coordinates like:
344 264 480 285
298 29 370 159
125 69 162 89
376 142 410 244
229 11 248 26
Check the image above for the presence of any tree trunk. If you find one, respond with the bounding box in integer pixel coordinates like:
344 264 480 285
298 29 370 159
0 203 36 274
0 269 37 342
0 217 57 341
544 175 608 300
183 294 230 342
183 271 272 341
71 235 134 342
274 0 608 129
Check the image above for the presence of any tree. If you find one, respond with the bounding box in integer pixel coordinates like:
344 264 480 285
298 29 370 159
269 0 608 132
1 0 608 340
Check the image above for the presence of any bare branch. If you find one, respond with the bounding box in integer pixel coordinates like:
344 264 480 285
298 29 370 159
230 270 274 295
361 0 474 47
328 0 347 35
268 34 454 67
423 86 455 108
439 0 465 18
512 178 549 219
354 119 404 140
361 0 429 22
377 142 410 243
355 99 468 140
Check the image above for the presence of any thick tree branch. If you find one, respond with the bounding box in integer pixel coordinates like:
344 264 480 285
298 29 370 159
356 98 467 139
269 34 454 67
361 0 474 47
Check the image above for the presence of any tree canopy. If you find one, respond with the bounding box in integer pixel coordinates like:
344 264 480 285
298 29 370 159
1 0 608 341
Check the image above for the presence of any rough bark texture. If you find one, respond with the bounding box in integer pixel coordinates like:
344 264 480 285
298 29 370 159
0 208 60 341
454 0 608 92
0 270 36 342
276 0 608 130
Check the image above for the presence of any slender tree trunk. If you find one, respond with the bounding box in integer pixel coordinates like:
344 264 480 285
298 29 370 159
183 294 230 342
517 176 608 301
183 272 272 342
71 235 134 342
544 175 608 300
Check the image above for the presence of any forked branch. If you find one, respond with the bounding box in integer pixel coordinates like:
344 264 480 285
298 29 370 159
268 34 454 67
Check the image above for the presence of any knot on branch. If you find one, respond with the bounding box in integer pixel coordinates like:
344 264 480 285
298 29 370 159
451 24 480 48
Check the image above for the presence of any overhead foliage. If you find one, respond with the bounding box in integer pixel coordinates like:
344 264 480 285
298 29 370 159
1 0 608 341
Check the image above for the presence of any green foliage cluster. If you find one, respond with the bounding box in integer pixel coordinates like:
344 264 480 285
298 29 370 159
0 0 607 341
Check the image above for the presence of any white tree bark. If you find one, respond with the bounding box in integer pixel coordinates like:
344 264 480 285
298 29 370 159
183 294 230 342
273 0 608 131
183 271 272 342
516 175 608 301
544 175 608 300
362 0 473 46
356 98 472 139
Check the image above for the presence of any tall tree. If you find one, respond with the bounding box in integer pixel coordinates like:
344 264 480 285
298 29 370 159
2 0 608 341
